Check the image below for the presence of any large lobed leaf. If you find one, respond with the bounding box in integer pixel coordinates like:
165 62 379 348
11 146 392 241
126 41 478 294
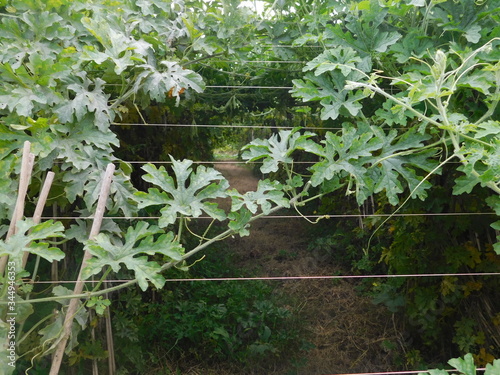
241 128 322 174
0 219 65 275
134 157 229 227
369 127 438 205
82 222 184 291
309 125 382 195
135 61 205 105
309 125 439 205
291 47 372 120
228 179 290 215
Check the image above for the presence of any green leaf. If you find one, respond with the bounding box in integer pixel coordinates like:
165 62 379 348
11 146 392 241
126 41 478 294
453 144 493 195
309 126 382 194
372 30 402 53
418 370 450 375
458 70 494 95
241 128 321 174
65 114 120 150
82 222 184 291
375 96 417 127
135 158 229 227
0 321 16 374
38 311 83 353
0 219 65 273
0 85 59 117
34 286 88 353
390 31 434 64
448 353 476 375
370 128 437 205
303 48 362 76
136 61 205 105
475 121 500 139
55 74 112 131
291 47 371 120
0 294 34 325
324 10 401 55
80 15 149 75
464 24 482 44
0 156 16 220
86 296 111 316
485 358 500 375
109 171 138 217
453 172 481 195
229 179 290 215
228 207 253 237
486 195 500 215
291 48 371 120
293 33 321 46
52 286 88 328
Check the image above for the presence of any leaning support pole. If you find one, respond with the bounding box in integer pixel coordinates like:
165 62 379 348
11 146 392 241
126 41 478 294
49 163 115 375
22 171 55 269
105 281 116 375
0 141 35 276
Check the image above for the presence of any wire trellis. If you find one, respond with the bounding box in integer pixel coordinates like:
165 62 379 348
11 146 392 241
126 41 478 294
16 272 500 286
38 212 496 221
328 370 487 375
109 122 434 131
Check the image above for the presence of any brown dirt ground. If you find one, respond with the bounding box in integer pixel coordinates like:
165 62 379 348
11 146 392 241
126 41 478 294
186 162 405 375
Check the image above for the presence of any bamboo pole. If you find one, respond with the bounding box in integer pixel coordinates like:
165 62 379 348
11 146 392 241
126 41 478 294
91 309 99 375
0 141 34 275
52 204 60 282
49 163 115 375
105 281 116 375
21 171 55 269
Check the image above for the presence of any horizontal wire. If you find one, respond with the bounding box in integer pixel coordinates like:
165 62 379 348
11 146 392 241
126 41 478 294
19 273 500 285
210 60 307 63
122 160 299 164
120 160 462 165
205 85 293 89
103 84 294 89
39 213 495 221
328 369 487 375
123 160 320 165
241 45 327 48
109 123 429 131
111 122 301 129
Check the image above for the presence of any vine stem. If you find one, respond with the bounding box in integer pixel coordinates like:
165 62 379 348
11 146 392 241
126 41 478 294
345 81 442 128
17 312 56 346
370 139 445 167
177 214 185 242
345 81 492 148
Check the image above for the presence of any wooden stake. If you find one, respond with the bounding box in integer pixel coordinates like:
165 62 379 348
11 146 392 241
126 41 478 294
22 171 55 269
52 204 60 282
0 141 34 275
49 163 115 375
105 282 116 375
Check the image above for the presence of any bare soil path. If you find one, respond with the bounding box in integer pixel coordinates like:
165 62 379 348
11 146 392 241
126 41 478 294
213 161 402 375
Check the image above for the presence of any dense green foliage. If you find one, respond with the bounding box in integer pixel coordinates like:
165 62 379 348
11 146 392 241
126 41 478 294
287 0 500 365
111 247 305 373
1 0 500 373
